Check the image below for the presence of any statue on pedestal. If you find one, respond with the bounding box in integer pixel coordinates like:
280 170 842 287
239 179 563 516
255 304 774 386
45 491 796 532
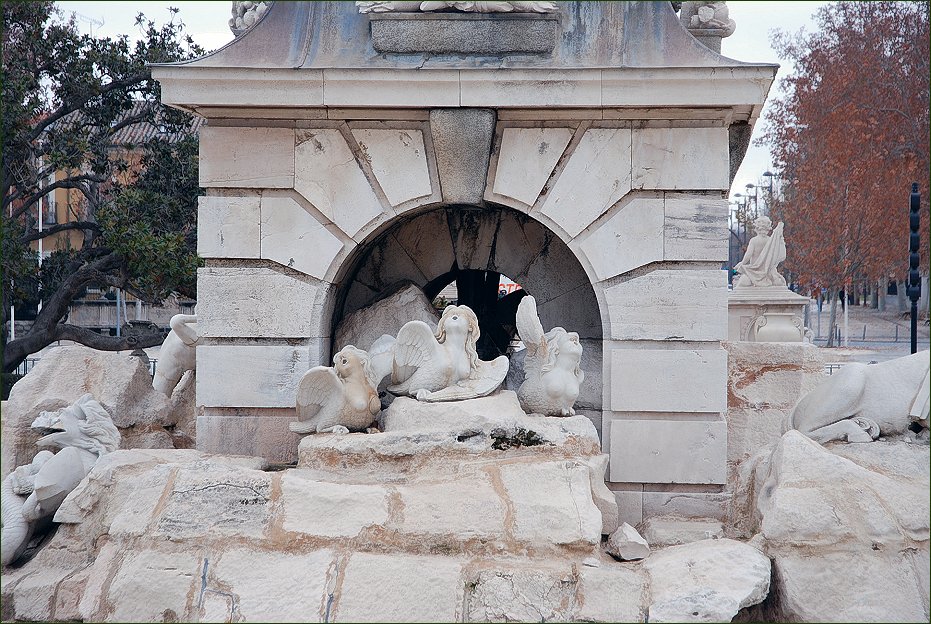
734 215 788 289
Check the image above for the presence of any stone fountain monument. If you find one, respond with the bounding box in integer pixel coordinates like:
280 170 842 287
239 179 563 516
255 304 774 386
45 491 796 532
151 1 777 525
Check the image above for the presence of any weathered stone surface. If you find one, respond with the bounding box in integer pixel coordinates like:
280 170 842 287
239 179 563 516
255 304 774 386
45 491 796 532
642 490 728 522
631 128 729 190
575 565 648 623
540 127 632 238
199 126 294 188
603 269 728 341
607 522 651 561
490 126 573 207
610 419 726 484
351 127 433 207
196 267 321 338
5 346 176 470
575 197 664 280
334 283 439 353
644 539 771 623
294 128 384 238
204 548 334 622
196 345 313 408
640 517 725 547
664 195 728 262
460 68 602 108
334 553 464 622
196 411 303 464
280 472 389 538
197 195 261 259
369 13 558 55
430 108 496 205
394 475 508 542
499 459 602 547
583 454 619 534
609 348 727 413
260 195 345 279
466 565 578 622
104 548 201 622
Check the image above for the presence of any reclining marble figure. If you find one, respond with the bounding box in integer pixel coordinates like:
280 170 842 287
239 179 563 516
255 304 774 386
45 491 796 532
515 295 585 416
290 345 382 435
788 352 930 443
387 304 509 402
1 394 120 566
153 313 199 396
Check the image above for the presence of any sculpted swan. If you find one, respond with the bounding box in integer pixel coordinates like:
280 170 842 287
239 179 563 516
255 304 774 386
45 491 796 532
388 304 508 402
290 346 381 435
516 295 585 416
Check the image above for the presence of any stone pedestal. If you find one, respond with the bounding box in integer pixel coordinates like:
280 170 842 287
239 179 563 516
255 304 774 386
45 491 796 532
728 287 810 343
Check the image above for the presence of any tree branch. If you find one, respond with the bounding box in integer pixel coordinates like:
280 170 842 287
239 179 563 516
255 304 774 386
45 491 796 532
21 221 101 243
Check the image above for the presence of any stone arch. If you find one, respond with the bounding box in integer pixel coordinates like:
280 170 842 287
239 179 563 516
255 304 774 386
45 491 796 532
324 203 605 414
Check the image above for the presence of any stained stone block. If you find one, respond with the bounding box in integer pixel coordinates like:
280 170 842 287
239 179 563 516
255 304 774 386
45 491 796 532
280 474 390 538
460 69 601 108
603 269 728 341
539 128 633 238
260 196 345 280
196 345 313 408
609 420 727 484
368 13 558 55
199 126 294 188
395 477 508 540
197 196 260 259
105 549 201 622
664 195 728 261
575 197 664 280
197 412 303 464
294 128 384 238
196 267 321 338
490 127 573 207
430 108 496 205
351 128 433 207
609 348 727 413
631 128 729 190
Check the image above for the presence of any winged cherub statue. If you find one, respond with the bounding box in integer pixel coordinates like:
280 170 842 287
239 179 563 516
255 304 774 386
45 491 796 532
290 346 381 435
388 304 508 402
515 295 585 416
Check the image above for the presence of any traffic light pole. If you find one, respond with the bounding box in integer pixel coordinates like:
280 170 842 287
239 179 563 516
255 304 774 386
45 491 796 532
908 183 921 354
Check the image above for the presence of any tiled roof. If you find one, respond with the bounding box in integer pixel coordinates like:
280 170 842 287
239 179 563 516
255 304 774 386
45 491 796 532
53 101 204 147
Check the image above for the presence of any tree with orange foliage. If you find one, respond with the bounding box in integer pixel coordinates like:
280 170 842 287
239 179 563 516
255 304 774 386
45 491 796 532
760 1 929 345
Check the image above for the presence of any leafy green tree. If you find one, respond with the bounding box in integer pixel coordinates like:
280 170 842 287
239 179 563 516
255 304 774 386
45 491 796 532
1 1 204 376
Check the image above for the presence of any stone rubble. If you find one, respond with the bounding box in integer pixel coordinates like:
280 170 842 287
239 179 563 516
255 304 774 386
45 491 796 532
606 522 651 561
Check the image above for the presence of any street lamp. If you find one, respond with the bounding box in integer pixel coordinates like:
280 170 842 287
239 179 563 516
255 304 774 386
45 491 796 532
745 183 759 218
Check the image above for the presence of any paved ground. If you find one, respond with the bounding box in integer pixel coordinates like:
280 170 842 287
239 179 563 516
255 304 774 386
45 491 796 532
809 299 929 364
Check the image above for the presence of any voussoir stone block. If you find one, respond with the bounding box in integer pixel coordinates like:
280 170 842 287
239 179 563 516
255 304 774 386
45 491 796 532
540 127 633 238
197 196 260 259
609 348 728 413
430 108 496 205
351 127 433 207
196 267 321 338
603 269 728 341
199 126 295 188
294 128 384 238
260 195 345 279
664 194 728 261
632 128 729 190
610 419 727 484
196 345 312 408
575 197 664 281
490 126 573 207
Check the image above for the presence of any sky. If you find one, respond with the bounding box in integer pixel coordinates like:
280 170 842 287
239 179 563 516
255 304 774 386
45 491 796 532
55 1 830 202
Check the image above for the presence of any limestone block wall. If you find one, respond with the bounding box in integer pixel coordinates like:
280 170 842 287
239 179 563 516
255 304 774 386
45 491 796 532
195 109 731 522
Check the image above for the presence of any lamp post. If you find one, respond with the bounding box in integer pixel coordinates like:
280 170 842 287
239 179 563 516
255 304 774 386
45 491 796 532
761 170 776 215
745 183 759 219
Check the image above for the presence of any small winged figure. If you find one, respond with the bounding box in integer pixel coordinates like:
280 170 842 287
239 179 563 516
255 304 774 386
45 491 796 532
388 304 508 402
516 296 584 416
290 346 381 435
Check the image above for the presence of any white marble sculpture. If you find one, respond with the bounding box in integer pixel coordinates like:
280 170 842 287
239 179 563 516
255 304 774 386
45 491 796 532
153 314 199 396
679 1 736 36
788 352 930 443
1 394 120 566
357 1 558 13
515 295 584 416
290 346 382 435
388 304 509 402
229 1 269 36
734 215 788 289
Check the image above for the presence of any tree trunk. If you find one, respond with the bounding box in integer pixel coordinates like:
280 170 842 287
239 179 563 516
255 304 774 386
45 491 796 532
897 280 908 312
878 277 887 311
827 286 839 347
